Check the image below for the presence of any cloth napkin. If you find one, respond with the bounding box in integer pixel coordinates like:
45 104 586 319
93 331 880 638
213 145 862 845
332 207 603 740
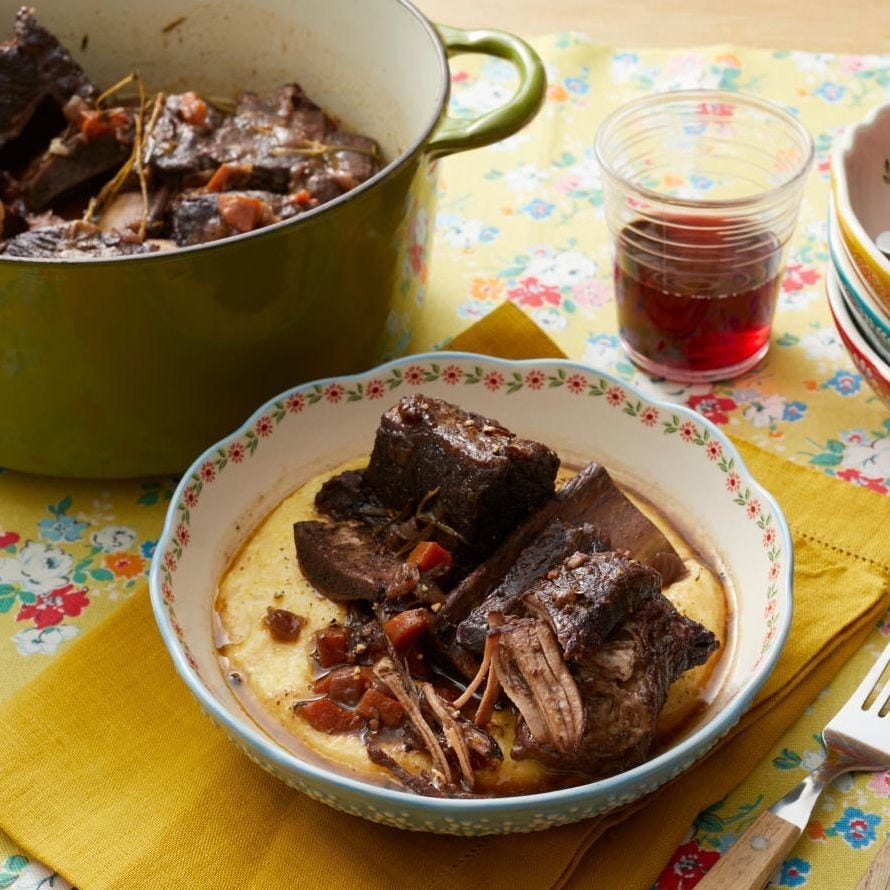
0 302 888 890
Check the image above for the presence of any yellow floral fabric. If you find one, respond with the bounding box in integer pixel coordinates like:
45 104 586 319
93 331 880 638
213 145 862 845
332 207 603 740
1 34 890 890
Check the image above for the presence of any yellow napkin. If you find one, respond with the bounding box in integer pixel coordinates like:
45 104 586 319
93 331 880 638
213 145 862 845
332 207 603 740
0 303 888 890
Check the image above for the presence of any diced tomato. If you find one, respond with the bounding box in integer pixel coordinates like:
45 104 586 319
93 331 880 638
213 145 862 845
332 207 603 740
315 624 349 667
356 687 404 728
406 541 454 574
382 608 431 653
293 188 314 206
312 666 374 705
218 194 270 232
78 108 131 141
178 91 208 127
299 699 363 734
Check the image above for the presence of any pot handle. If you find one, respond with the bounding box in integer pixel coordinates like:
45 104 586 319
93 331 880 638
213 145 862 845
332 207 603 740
426 24 546 159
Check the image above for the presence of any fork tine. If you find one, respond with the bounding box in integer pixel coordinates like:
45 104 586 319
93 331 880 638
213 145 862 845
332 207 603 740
857 642 890 712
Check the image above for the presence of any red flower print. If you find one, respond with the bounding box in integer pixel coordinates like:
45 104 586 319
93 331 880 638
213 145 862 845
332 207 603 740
285 392 305 414
656 839 721 889
164 551 178 571
696 101 734 117
409 243 427 280
781 262 820 293
183 486 199 508
227 442 246 464
565 373 586 395
705 441 723 461
405 365 425 386
687 393 737 425
17 583 89 629
162 582 174 604
0 530 19 549
765 598 778 618
725 472 741 492
365 378 386 399
255 415 274 437
679 421 697 442
605 386 625 407
451 70 469 83
483 371 505 392
640 406 659 427
324 383 345 403
200 462 216 483
507 276 561 308
835 468 889 495
763 526 777 547
442 365 463 385
746 498 761 519
524 370 546 390
768 562 781 581
175 524 190 545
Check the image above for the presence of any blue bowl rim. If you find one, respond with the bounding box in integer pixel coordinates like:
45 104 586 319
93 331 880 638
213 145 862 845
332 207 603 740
149 351 794 817
828 206 890 349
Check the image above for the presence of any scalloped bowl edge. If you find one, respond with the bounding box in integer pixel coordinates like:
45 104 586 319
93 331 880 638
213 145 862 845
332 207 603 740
149 353 794 835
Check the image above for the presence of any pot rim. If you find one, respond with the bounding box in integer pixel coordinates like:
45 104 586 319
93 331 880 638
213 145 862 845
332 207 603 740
0 0 449 266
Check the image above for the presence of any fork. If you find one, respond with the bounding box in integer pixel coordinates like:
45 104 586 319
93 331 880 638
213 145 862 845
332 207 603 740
697 641 890 889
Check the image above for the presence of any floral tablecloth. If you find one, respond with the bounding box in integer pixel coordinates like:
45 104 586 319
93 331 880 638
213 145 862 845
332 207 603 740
2 35 890 890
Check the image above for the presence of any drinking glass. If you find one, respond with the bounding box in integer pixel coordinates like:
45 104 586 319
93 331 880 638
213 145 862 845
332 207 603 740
595 90 814 382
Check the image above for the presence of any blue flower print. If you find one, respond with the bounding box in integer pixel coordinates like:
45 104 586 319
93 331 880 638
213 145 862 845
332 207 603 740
813 82 846 103
565 67 590 94
141 539 157 560
779 857 810 886
690 174 714 191
826 807 881 849
38 513 88 543
782 400 807 422
824 370 862 396
521 199 555 220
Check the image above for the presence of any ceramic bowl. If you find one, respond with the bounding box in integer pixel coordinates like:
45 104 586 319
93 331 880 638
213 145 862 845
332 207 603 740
149 353 793 835
825 266 890 410
827 204 890 365
831 100 890 313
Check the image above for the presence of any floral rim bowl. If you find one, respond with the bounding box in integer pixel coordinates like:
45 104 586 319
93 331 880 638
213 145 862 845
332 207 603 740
149 353 793 835
826 267 890 411
831 100 890 314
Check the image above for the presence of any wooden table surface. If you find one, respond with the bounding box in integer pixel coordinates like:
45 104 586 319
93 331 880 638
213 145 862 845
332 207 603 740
414 0 889 54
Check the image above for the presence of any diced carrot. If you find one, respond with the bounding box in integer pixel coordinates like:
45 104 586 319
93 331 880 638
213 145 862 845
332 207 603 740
406 541 454 574
79 108 131 141
178 91 208 127
356 687 404 728
299 699 363 734
315 624 349 667
312 666 374 705
293 188 313 206
206 162 253 193
218 194 269 232
383 608 431 653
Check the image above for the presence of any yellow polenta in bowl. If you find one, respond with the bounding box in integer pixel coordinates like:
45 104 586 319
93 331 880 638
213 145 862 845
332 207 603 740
150 353 792 834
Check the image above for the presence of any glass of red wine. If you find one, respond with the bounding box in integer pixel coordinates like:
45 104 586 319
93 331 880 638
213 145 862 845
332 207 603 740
595 90 813 382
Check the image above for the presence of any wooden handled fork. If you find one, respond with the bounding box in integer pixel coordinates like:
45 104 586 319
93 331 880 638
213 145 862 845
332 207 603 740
696 642 890 889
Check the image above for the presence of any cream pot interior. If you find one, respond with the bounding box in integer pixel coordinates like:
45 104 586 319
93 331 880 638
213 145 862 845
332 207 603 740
6 0 445 163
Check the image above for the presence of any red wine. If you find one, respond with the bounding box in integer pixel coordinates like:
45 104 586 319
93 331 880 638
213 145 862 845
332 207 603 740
614 216 783 379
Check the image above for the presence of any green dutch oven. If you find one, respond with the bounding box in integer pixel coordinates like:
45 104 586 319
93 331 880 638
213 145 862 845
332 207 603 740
0 0 545 477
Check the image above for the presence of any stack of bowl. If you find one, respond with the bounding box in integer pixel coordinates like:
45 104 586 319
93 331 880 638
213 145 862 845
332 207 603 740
829 102 890 408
